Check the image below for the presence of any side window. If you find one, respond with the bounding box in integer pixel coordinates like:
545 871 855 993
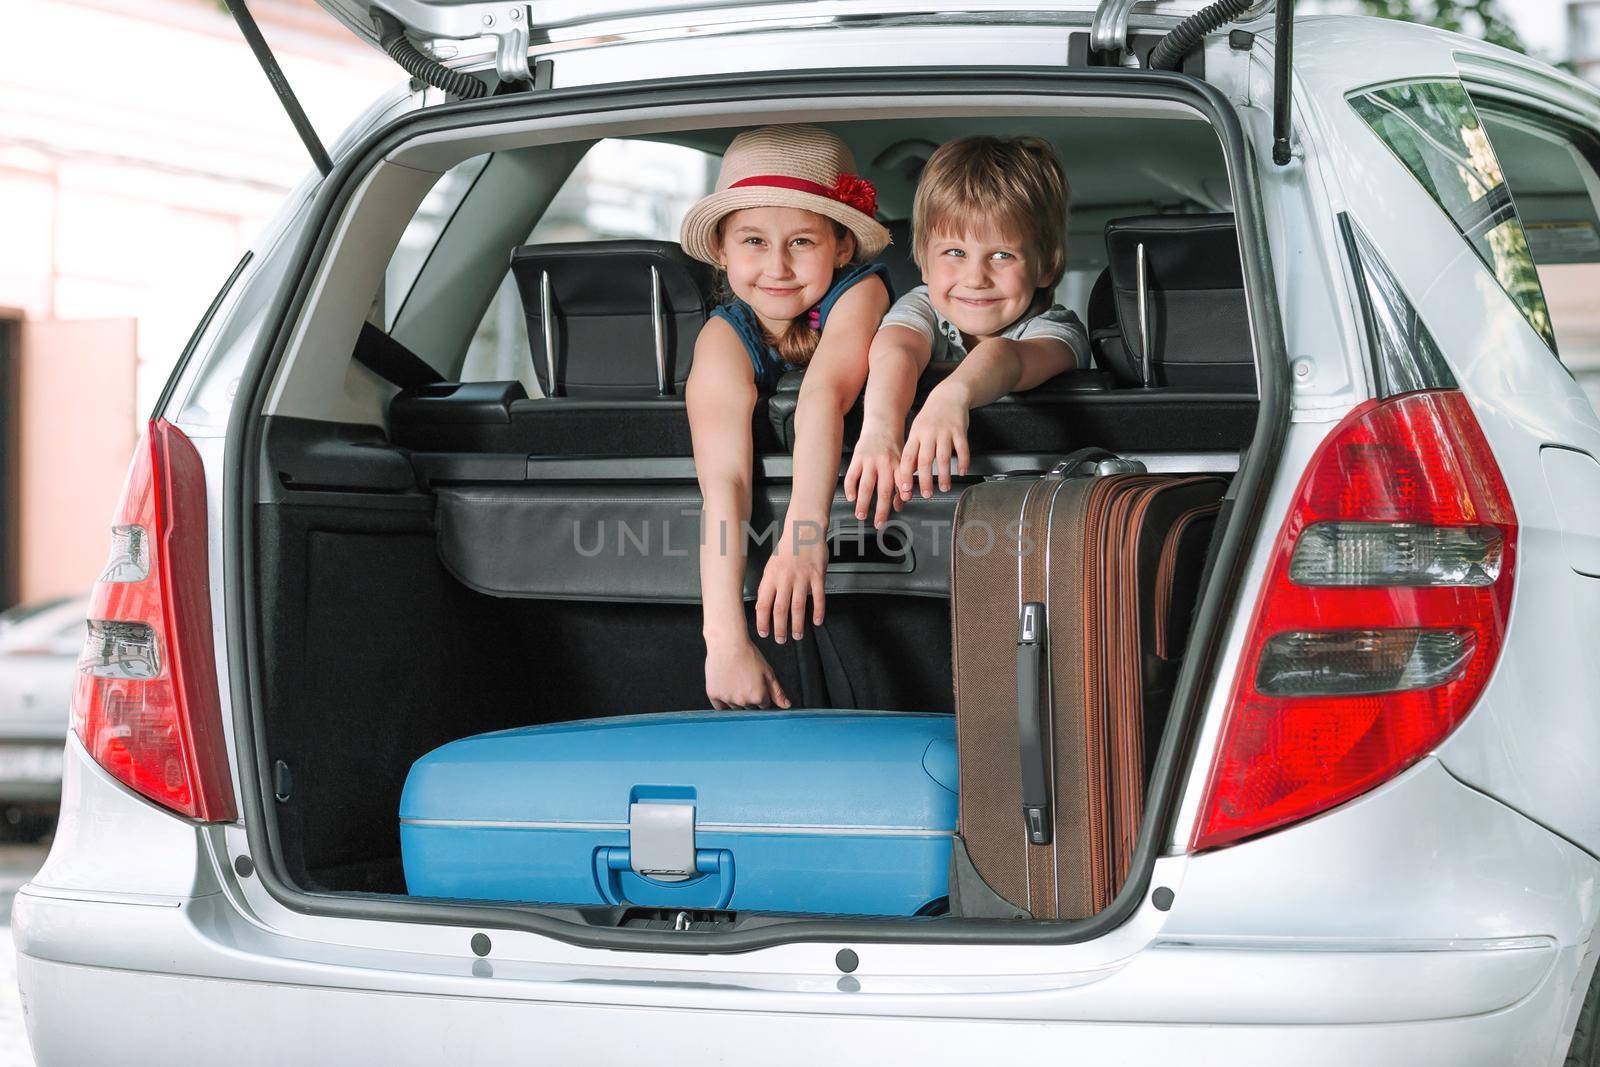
1349 80 1557 354
458 140 718 390
1475 107 1600 404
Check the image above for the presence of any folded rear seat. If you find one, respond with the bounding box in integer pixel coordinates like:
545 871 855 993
1088 213 1256 391
766 364 1135 454
390 240 786 455
768 213 1258 455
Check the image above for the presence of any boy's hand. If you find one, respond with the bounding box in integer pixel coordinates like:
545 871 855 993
844 423 906 528
705 637 791 710
898 391 971 498
756 529 829 644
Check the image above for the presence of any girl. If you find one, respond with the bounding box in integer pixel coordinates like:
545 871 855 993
681 125 892 710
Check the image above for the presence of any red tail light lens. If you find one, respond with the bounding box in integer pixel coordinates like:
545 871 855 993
72 419 236 821
1192 390 1516 850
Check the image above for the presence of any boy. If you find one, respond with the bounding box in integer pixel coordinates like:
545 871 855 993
845 136 1088 525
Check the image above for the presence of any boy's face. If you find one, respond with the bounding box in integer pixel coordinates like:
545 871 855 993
716 206 853 333
921 222 1046 342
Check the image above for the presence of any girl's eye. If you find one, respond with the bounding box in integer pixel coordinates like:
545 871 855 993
790 238 814 248
742 236 765 246
990 251 1016 261
942 248 965 258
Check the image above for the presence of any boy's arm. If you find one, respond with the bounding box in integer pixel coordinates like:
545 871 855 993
898 335 1078 497
686 318 790 709
759 276 890 643
845 325 932 526
934 334 1078 408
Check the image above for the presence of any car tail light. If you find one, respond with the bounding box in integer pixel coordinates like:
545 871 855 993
1192 390 1515 850
72 419 236 821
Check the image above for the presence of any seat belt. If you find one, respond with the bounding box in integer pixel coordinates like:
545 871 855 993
353 321 445 389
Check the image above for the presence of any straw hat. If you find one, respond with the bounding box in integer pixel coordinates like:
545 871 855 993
680 125 890 265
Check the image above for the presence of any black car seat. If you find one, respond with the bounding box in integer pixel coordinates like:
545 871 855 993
511 240 715 398
1088 213 1255 392
387 240 778 456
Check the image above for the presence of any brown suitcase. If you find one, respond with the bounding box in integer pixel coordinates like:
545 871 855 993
949 452 1225 919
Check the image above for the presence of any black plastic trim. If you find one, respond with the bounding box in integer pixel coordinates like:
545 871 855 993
1336 212 1458 398
261 415 418 495
225 66 1290 954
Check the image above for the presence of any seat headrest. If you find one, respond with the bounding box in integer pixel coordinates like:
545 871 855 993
1099 213 1253 391
510 240 715 399
874 218 922 301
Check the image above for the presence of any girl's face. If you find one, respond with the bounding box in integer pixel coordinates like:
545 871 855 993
921 222 1046 344
716 207 854 331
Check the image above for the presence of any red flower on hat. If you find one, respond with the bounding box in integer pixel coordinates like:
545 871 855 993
831 173 877 217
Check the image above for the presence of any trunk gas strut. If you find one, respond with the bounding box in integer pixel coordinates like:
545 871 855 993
220 0 334 177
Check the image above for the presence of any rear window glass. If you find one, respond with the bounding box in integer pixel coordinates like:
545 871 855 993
1349 79 1557 353
1476 108 1600 403
459 140 717 391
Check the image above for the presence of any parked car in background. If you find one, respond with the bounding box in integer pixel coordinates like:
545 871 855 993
0 596 85 840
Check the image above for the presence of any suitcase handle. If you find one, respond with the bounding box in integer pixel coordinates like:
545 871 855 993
1047 447 1146 479
1017 603 1053 846
593 847 736 910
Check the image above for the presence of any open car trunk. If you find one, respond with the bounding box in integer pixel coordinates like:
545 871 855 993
230 69 1288 950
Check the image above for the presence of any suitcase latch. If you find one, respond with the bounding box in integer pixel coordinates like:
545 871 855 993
628 801 697 882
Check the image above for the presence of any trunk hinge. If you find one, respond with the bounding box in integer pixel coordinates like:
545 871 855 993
222 0 333 177
1092 0 1295 166
369 4 535 96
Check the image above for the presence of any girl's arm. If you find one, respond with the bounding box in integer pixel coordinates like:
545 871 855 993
757 276 891 645
844 325 932 528
687 317 790 710
898 336 1076 497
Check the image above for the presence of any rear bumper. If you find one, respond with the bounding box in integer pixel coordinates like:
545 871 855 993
17 745 1598 1064
11 884 1576 1066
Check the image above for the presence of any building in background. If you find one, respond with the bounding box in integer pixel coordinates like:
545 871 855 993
0 0 397 609
1572 1 1600 79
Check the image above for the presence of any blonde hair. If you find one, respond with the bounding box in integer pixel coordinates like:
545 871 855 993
911 136 1070 298
713 215 856 367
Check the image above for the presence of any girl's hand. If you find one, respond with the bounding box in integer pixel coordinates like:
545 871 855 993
705 637 791 710
844 423 906 528
756 531 829 643
898 391 972 498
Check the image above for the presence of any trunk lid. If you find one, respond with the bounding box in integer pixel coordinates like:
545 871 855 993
311 0 1233 53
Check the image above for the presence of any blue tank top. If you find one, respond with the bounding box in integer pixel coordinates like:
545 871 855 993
708 262 892 394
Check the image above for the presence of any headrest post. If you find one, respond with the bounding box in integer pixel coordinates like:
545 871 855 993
539 269 561 398
1136 242 1152 388
650 264 668 396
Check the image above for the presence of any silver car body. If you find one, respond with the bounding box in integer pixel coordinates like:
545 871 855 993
14 8 1600 1064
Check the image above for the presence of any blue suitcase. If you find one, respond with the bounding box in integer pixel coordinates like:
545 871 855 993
400 710 957 916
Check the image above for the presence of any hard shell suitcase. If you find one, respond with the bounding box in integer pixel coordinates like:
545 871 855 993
400 710 957 916
949 451 1224 919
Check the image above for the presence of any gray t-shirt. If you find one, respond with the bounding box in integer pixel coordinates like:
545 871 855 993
879 284 1089 362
